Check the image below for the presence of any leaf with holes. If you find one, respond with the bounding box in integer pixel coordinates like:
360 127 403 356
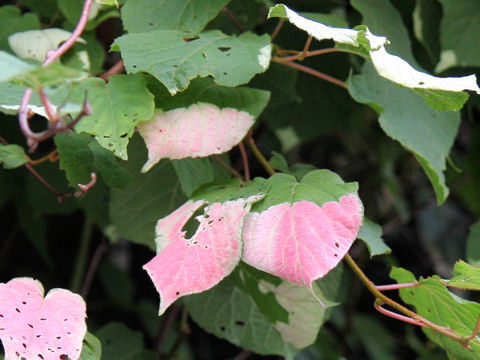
0 277 87 360
138 103 255 172
113 30 271 94
143 194 263 315
242 170 363 287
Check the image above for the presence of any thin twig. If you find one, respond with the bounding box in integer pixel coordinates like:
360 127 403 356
221 7 245 32
374 300 428 328
38 87 58 123
98 60 125 81
298 35 313 60
275 47 343 62
375 282 420 291
154 305 182 354
246 131 275 176
274 59 347 89
270 19 284 41
28 149 59 165
238 142 250 181
71 218 94 293
344 254 476 348
231 350 253 360
81 238 108 299
214 156 245 182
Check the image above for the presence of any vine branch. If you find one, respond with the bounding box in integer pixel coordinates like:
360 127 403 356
18 0 94 151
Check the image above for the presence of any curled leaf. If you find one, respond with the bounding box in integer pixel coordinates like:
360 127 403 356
138 103 254 172
143 195 262 315
242 194 363 286
0 278 87 360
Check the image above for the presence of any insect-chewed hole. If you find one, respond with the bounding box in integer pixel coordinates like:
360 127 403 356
181 204 208 239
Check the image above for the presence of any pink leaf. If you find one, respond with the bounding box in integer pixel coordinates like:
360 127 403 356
144 195 261 315
138 103 254 172
0 278 87 360
242 194 363 286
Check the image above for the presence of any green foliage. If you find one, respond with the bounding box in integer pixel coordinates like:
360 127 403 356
1 0 480 359
113 30 271 94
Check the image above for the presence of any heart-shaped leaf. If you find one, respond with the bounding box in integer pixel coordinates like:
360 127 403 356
138 103 255 172
143 195 262 315
0 277 87 360
243 194 363 286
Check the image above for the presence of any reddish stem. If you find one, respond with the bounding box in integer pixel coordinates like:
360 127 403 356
99 60 125 81
18 0 93 148
375 282 419 291
271 20 284 41
221 7 245 32
38 87 58 123
275 60 347 89
214 156 245 182
238 142 250 181
374 300 428 328
276 48 343 62
298 35 313 60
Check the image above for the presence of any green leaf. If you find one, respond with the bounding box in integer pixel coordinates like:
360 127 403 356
109 135 186 249
13 62 85 88
348 62 460 204
413 89 469 112
171 158 214 197
79 332 102 360
436 0 480 72
269 151 289 173
444 261 480 291
150 77 271 118
358 218 391 257
96 322 152 360
0 51 35 83
390 267 480 359
191 178 266 203
353 314 399 360
185 274 298 359
8 28 85 61
0 5 40 51
66 74 154 159
55 131 133 188
121 0 230 33
252 169 358 212
0 143 28 169
467 221 480 266
268 4 480 110
114 30 271 94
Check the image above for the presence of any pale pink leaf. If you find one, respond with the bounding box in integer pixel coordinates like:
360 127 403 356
138 103 254 172
144 195 261 315
0 277 87 360
242 194 363 286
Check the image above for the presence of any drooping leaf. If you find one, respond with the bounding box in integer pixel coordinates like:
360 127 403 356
79 332 102 360
467 220 480 266
171 158 215 197
443 261 480 291
348 62 460 204
109 136 186 249
390 268 480 359
8 28 85 61
55 132 132 188
144 195 262 315
121 0 230 34
66 74 155 159
268 4 480 110
0 143 28 169
185 275 298 359
96 322 155 360
0 5 40 51
357 218 391 257
113 30 271 94
436 0 480 72
0 278 87 360
138 103 255 171
242 170 362 286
